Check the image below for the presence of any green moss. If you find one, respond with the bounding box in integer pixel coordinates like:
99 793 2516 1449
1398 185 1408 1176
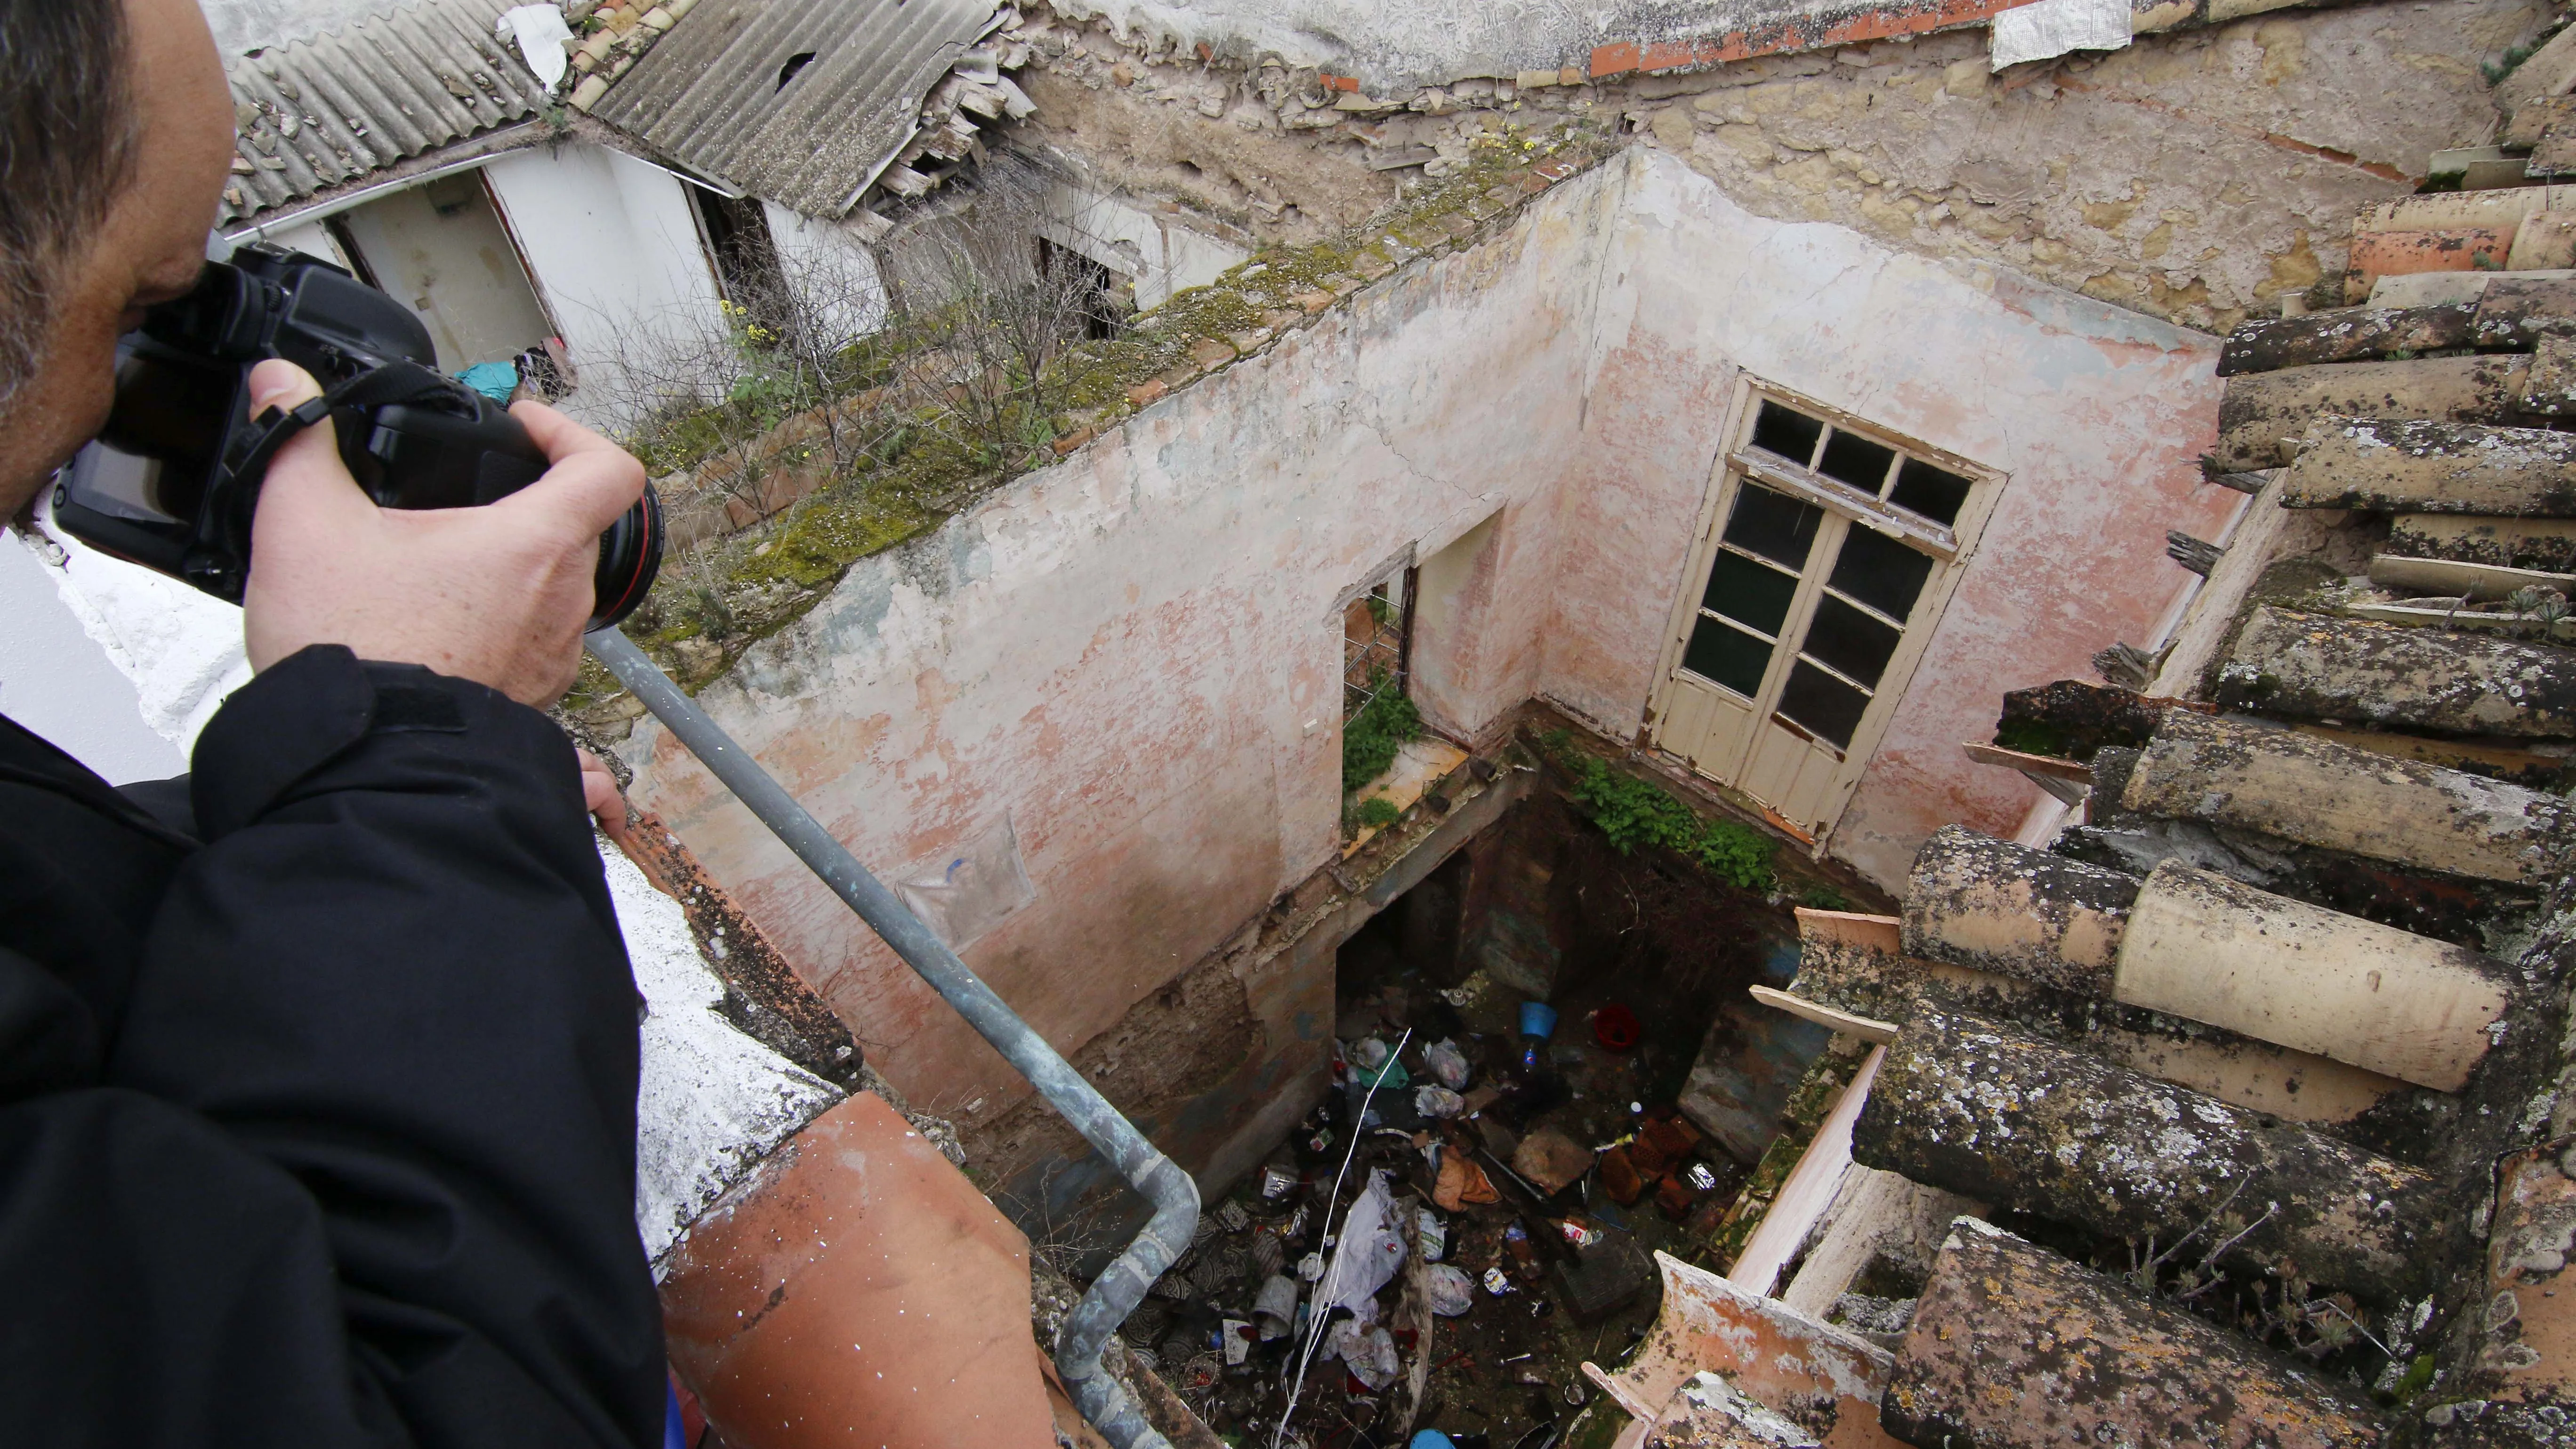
1349 796 1402 830
1537 731 1776 891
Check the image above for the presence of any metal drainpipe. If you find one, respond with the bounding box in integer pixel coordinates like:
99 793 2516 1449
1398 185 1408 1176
588 628 1196 1449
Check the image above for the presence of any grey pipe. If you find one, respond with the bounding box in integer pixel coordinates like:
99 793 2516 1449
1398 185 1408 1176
587 627 1196 1449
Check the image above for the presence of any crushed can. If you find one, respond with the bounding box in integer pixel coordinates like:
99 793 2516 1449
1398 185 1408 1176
1483 1267 1516 1296
1685 1160 1719 1192
1261 1163 1298 1199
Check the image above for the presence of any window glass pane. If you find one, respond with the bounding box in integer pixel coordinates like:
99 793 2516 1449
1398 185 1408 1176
1702 551 1799 635
1803 595 1901 690
1779 660 1871 748
1720 484 1824 570
1683 615 1774 698
1817 430 1897 493
1826 526 1934 624
1890 458 1972 526
1749 401 1824 465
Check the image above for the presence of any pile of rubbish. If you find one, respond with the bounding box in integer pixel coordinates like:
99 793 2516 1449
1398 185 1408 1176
1122 992 1754 1447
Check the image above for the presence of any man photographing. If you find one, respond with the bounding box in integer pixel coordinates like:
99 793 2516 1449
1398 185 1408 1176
3 0 669 1442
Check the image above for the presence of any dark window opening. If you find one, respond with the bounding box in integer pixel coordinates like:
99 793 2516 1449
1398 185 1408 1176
777 52 817 91
1825 527 1933 624
1719 484 1824 570
688 182 796 342
1890 458 1972 527
1036 237 1126 341
1749 400 1824 466
1683 616 1771 697
1817 429 1897 493
1778 660 1869 750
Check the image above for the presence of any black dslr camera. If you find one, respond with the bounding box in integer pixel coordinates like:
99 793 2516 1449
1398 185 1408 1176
53 244 660 630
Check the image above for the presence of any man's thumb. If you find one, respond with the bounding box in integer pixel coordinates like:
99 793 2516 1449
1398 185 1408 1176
248 358 322 417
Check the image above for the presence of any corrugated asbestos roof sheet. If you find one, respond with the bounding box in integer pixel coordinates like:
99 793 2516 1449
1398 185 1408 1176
221 0 550 225
590 0 1001 218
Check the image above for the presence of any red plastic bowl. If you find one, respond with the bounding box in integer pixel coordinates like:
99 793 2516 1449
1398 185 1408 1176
1593 1003 1642 1052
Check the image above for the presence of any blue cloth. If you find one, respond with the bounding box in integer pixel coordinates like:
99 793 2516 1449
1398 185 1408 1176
665 1379 686 1449
457 360 519 402
1411 1433 1458 1449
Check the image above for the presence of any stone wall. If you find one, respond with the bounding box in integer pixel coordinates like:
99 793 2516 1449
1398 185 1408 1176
1013 0 2547 333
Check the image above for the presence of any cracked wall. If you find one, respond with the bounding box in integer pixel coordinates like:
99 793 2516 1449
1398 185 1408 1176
620 147 2232 1182
1013 0 2544 333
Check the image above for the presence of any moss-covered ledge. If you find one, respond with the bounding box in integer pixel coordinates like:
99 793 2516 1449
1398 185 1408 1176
567 122 1612 732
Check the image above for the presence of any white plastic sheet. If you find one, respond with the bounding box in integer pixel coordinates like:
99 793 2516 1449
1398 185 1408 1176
499 5 575 89
1315 1170 1408 1316
1989 0 2131 71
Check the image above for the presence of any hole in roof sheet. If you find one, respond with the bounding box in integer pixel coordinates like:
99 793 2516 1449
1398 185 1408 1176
778 52 817 90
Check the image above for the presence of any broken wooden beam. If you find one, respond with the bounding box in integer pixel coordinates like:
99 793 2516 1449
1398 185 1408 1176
2212 355 2532 471
2167 531 2223 576
1900 825 2132 997
2216 302 2476 377
2389 512 2576 575
2115 861 2513 1092
2282 416 2576 515
1993 678 2195 761
1878 1217 2389 1449
2217 606 2576 737
2121 708 2568 886
1853 1009 2442 1303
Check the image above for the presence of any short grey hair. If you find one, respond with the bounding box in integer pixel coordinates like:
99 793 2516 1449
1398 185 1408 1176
0 1 143 416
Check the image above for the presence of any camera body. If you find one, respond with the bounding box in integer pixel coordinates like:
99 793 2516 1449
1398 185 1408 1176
52 245 659 629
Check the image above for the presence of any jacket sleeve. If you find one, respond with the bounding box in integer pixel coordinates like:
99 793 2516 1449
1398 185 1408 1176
91 644 663 1447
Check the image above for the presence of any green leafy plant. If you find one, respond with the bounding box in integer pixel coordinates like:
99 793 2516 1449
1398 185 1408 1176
1343 671 1422 789
1799 884 1852 911
1349 796 1402 831
1540 731 1776 891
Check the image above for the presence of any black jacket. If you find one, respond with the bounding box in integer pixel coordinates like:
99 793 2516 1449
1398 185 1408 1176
0 644 663 1446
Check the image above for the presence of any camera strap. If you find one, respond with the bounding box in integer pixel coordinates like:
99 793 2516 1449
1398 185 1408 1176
230 360 480 488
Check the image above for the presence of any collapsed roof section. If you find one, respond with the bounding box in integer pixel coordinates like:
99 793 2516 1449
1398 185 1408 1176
585 0 1026 227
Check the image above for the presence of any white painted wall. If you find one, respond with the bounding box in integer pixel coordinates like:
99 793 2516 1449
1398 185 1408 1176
762 201 892 346
483 141 730 432
0 531 186 784
1046 184 1249 309
261 217 356 273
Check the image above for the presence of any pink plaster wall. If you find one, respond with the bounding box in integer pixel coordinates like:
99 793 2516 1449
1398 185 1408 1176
1540 149 2239 888
624 148 2239 1131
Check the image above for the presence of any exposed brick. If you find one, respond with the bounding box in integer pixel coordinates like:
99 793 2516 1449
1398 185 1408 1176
1125 378 1168 407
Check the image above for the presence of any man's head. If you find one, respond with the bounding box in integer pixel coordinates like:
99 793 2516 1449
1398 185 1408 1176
0 0 233 517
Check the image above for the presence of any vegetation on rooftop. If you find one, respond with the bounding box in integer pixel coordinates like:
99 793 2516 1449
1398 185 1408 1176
1538 730 1778 892
1342 669 1425 792
564 126 1601 715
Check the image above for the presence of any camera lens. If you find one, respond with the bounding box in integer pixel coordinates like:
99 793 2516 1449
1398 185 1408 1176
589 484 663 632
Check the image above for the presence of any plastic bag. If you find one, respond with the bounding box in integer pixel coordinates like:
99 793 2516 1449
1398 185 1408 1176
1316 1170 1408 1314
1254 1274 1299 1340
1425 1264 1475 1318
1414 1085 1465 1119
1423 1038 1472 1089
1348 1037 1409 1090
1331 1321 1402 1392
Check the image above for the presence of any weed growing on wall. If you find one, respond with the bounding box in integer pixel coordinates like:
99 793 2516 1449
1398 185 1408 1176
1348 797 1402 831
1343 672 1422 791
1539 732 1777 891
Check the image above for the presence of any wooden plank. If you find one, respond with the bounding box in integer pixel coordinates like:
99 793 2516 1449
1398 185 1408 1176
2215 302 2474 377
1729 1046 1883 1298
1779 1168 1979 1320
1883 1219 2388 1449
1791 907 1901 953
2368 553 2576 601
1960 741 2092 782
2282 416 2576 515
2343 600 2566 637
2213 356 2532 472
1749 984 1897 1043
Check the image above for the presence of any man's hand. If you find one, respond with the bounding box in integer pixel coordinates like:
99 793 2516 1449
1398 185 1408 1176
576 749 633 846
241 359 646 707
